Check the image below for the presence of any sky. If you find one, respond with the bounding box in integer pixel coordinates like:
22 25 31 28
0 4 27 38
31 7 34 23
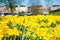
0 0 60 8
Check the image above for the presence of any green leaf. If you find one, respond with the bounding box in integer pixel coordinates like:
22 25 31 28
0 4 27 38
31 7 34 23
2 36 9 40
16 36 20 40
56 21 60 24
37 19 41 24
56 37 60 40
12 36 16 40
24 37 29 40
35 36 42 40
50 23 56 27
7 21 13 29
16 24 20 30
42 20 48 23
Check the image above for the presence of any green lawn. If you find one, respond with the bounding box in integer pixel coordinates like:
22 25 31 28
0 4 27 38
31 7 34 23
49 9 60 15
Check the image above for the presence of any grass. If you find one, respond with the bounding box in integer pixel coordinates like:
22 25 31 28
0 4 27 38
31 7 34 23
35 9 60 16
49 9 60 15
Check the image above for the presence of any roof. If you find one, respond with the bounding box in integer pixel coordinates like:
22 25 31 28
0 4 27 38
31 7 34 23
52 5 60 7
28 5 42 8
0 5 26 7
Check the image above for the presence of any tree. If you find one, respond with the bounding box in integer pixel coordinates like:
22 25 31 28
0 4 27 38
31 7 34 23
0 0 21 15
30 0 40 15
45 0 53 12
7 0 15 15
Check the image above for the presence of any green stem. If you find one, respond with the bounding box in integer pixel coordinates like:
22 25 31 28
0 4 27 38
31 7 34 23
13 37 16 40
4 37 6 40
22 28 25 40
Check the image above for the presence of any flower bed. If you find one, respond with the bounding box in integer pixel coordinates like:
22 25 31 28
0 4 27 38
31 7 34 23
0 15 60 40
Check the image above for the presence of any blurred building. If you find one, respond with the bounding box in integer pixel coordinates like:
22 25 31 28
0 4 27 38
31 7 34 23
50 5 60 11
15 5 28 13
28 5 60 14
0 5 60 15
0 5 28 16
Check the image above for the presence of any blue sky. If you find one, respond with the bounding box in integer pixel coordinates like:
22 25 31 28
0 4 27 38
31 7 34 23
19 0 60 8
0 0 60 8
19 0 60 5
